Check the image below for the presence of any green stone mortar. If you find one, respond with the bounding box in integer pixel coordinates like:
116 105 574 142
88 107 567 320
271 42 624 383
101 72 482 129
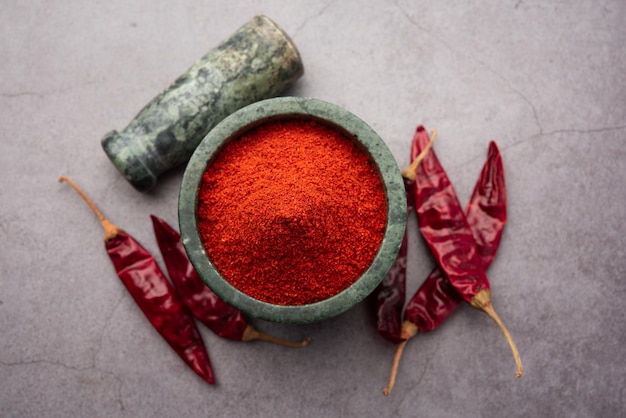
178 97 407 324
101 15 303 191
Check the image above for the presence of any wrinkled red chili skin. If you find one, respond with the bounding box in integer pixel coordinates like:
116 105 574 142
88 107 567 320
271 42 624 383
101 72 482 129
376 178 414 343
410 126 494 304
106 232 215 384
404 139 506 330
150 215 247 341
465 141 507 267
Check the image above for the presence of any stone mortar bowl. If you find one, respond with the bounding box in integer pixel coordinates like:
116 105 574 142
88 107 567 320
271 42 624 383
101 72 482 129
178 97 406 324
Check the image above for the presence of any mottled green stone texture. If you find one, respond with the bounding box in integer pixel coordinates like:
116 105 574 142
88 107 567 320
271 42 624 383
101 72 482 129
101 15 303 191
179 97 407 324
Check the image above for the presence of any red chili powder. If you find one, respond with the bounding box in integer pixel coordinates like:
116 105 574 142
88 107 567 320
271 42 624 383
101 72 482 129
196 119 387 305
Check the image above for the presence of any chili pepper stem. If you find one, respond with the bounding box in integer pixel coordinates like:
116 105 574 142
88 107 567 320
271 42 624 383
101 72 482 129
470 289 523 378
401 129 437 181
241 325 310 347
58 176 122 241
383 321 418 396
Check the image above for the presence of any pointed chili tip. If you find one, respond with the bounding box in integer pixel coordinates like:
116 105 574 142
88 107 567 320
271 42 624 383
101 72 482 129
200 372 216 385
151 214 181 245
488 141 500 155
190 350 216 385
199 368 216 385
150 214 162 228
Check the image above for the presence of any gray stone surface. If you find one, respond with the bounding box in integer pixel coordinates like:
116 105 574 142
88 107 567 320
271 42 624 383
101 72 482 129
1 1 624 417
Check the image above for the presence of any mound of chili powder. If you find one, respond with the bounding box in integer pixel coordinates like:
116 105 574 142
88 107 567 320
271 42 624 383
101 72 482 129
197 119 387 305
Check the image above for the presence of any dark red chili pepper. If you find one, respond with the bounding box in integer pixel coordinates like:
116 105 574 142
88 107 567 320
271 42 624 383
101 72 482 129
150 215 310 347
375 134 436 343
375 178 413 343
406 140 507 330
404 127 522 378
383 139 506 395
59 176 215 385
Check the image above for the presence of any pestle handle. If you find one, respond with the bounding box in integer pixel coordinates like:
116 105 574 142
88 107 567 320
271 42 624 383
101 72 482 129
101 15 304 191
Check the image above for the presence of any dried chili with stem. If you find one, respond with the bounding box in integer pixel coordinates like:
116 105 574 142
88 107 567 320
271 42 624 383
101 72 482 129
405 127 523 378
383 138 506 395
375 134 437 343
150 215 310 347
58 176 215 384
375 178 413 343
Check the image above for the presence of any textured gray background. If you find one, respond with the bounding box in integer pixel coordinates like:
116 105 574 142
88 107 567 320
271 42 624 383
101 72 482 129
1 1 625 417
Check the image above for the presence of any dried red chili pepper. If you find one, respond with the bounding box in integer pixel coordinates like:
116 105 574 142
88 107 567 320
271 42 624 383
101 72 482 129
404 127 522 378
375 178 413 343
383 139 506 395
150 215 310 347
375 135 436 343
58 176 215 385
